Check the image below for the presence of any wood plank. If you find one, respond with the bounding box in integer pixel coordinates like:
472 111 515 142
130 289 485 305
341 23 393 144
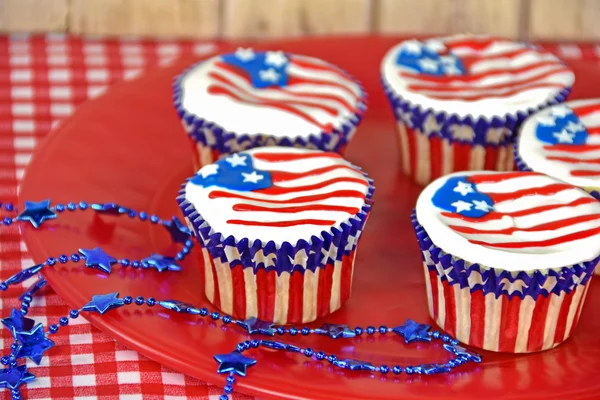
529 0 600 40
222 0 372 39
0 0 69 33
377 0 522 39
69 0 219 38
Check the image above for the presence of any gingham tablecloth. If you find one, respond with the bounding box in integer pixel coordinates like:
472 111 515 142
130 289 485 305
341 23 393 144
0 34 598 400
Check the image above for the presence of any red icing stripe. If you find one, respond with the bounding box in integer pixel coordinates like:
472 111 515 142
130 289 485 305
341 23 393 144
287 271 304 324
209 189 366 204
458 48 539 70
253 151 341 162
231 265 247 319
256 176 368 195
543 144 600 152
547 156 600 164
226 219 336 227
586 127 600 135
269 165 357 182
317 263 334 318
571 170 600 177
527 294 552 352
487 183 573 203
233 204 360 214
256 268 275 321
418 83 565 101
286 76 360 106
450 213 600 235
468 171 538 183
571 102 600 117
468 291 486 349
498 295 521 352
553 290 575 345
469 226 600 249
442 280 457 337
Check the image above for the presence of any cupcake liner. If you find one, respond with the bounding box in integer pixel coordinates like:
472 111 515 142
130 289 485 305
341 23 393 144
177 172 375 325
173 60 368 167
412 212 598 353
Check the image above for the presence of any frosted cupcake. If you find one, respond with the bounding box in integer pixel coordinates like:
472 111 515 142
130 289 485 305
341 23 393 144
414 171 600 353
173 48 367 169
177 146 374 324
381 34 574 186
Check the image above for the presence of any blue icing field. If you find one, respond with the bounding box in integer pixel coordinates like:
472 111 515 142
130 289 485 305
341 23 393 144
395 41 466 77
536 109 588 145
432 176 494 218
190 153 273 192
221 50 289 89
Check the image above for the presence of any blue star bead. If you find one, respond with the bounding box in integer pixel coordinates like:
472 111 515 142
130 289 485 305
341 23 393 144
157 300 201 314
142 254 181 272
392 319 432 344
81 292 125 314
443 343 482 363
15 200 57 228
333 359 376 371
79 247 117 274
419 363 451 375
313 323 356 339
15 324 55 365
0 365 35 390
236 317 275 336
2 309 35 339
214 351 257 377
164 217 191 244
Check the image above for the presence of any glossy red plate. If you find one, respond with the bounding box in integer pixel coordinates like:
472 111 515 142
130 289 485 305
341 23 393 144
19 37 600 399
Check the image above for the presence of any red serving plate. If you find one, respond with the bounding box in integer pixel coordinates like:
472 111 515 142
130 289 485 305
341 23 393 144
19 36 600 399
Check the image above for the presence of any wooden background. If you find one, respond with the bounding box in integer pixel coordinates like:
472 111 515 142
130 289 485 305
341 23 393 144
0 0 599 41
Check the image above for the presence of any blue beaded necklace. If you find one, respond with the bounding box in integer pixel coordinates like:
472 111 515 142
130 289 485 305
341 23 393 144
0 199 482 400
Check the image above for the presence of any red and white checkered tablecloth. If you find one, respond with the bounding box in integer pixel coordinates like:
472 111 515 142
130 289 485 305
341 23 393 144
0 34 599 399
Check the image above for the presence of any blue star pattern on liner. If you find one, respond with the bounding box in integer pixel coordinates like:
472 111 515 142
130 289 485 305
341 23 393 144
5 264 44 286
236 317 275 336
392 319 432 344
164 216 191 244
395 39 466 76
214 350 257 377
536 105 588 145
81 292 125 314
190 153 273 192
0 365 35 390
142 254 181 272
1 309 35 339
333 359 376 371
222 48 290 88
15 324 54 365
79 247 118 274
313 324 356 339
157 300 201 314
15 200 57 228
432 176 494 218
443 343 482 363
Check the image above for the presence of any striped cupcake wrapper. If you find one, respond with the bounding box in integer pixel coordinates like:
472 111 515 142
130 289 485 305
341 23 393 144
173 61 368 168
412 212 598 353
177 174 375 325
381 75 572 186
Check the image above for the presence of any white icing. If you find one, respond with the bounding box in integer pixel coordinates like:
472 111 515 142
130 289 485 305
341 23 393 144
184 147 369 245
381 34 575 119
180 49 364 138
518 98 600 188
416 171 600 271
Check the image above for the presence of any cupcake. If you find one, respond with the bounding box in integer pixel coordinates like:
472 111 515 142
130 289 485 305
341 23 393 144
173 48 367 170
381 34 574 186
414 171 600 353
177 146 374 324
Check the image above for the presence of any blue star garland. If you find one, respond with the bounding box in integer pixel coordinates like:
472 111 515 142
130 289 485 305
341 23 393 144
392 319 432 343
15 200 57 228
14 324 54 365
214 351 257 377
79 247 118 274
1 309 35 340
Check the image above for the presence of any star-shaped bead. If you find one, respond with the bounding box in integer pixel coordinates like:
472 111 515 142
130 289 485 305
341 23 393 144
451 200 472 213
242 171 264 183
333 359 376 371
553 129 575 143
15 200 57 228
453 181 474 196
551 105 571 118
164 216 192 244
157 300 201 314
225 153 247 168
81 292 125 315
265 51 288 68
443 343 482 363
392 319 432 344
199 164 219 178
236 317 275 336
214 351 257 377
313 323 356 339
2 309 35 339
418 58 439 72
235 47 255 62
142 254 181 272
79 247 117 274
15 324 54 365
537 114 556 126
0 365 35 390
473 200 492 212
258 68 280 83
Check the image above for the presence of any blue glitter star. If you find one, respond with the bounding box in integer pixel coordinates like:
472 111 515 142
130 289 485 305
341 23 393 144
0 365 35 390
142 254 181 272
79 247 117 274
392 319 432 343
15 324 54 365
2 309 35 339
313 323 356 339
157 300 200 314
443 343 482 363
214 350 257 376
236 317 275 336
15 200 57 228
419 363 451 375
81 292 125 314
333 359 376 371
164 217 191 244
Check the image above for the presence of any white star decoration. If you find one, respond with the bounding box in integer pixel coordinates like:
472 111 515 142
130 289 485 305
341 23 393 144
451 200 473 213
443 64 462 75
242 171 264 183
553 129 575 143
400 40 423 55
199 164 219 178
265 51 288 68
551 105 571 118
259 68 280 83
565 121 585 133
418 58 439 72
235 47 255 62
425 39 445 53
537 115 556 126
453 181 474 196
225 153 247 167
473 200 493 212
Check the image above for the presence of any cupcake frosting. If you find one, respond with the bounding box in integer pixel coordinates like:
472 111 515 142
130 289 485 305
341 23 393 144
381 34 574 119
184 147 371 245
416 171 600 271
518 99 600 188
179 48 365 138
